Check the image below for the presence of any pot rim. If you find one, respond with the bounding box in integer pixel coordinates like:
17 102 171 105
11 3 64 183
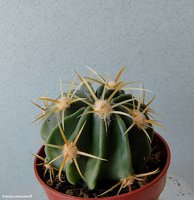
34 133 171 199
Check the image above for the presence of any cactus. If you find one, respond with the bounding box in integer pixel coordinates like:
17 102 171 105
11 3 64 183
33 67 163 195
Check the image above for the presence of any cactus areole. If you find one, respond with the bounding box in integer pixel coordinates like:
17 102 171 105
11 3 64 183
33 67 170 199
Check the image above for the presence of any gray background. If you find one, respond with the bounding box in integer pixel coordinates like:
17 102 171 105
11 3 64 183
0 1 194 199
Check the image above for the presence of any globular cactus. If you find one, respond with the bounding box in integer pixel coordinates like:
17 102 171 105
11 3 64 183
33 67 163 195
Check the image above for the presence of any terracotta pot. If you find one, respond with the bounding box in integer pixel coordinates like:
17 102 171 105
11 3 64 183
34 133 171 200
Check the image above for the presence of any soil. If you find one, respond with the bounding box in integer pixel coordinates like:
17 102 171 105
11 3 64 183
38 136 164 198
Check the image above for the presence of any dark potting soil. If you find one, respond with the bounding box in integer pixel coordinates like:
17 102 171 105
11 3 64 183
39 136 164 198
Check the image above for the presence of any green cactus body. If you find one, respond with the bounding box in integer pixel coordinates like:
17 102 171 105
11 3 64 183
41 82 154 190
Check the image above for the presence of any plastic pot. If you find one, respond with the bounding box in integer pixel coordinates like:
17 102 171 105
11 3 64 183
34 133 171 200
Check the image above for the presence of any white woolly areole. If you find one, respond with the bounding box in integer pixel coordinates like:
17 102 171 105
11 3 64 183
63 143 78 163
56 97 71 110
93 100 112 119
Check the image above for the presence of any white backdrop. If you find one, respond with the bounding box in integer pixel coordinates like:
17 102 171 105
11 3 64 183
0 1 194 199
